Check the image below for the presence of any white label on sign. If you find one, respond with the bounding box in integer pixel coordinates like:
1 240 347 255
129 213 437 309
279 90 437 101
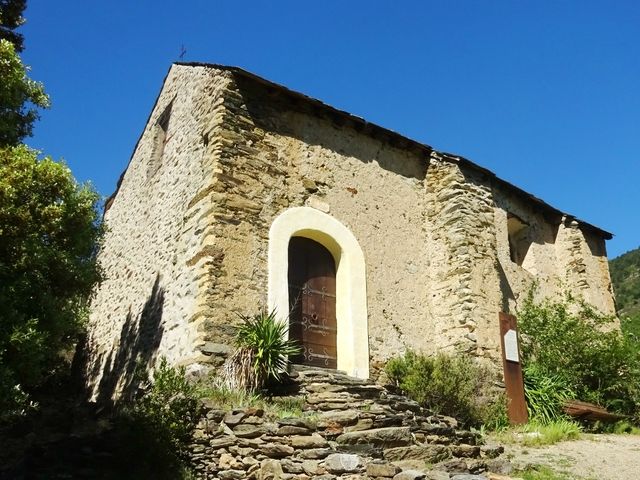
504 329 519 363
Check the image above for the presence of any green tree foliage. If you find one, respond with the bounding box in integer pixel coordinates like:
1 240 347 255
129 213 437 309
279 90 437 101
609 246 640 340
518 292 640 419
0 38 49 146
0 145 103 414
0 0 26 52
0 2 103 417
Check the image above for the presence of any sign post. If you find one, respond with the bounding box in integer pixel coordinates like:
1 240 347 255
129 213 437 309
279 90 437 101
499 312 528 424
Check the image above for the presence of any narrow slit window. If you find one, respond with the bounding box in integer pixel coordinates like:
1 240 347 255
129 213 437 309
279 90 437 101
507 213 531 266
148 102 172 178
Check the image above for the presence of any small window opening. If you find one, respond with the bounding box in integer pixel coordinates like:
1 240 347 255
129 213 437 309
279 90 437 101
507 213 531 266
585 232 606 257
148 102 172 178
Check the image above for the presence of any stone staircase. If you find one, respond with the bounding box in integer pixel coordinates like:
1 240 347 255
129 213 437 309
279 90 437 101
189 366 513 479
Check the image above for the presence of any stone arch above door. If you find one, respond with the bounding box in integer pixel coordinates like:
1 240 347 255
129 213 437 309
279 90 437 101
268 207 369 379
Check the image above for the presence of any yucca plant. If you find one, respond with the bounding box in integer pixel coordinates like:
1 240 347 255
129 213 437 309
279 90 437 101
221 310 300 392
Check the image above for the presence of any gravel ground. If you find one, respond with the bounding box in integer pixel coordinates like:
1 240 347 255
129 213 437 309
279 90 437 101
501 433 640 479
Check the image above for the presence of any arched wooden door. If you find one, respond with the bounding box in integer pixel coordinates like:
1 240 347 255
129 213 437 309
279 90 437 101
288 236 337 369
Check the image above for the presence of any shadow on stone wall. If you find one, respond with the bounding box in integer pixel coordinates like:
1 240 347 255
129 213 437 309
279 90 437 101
497 259 517 314
231 73 429 181
87 273 165 405
584 228 607 257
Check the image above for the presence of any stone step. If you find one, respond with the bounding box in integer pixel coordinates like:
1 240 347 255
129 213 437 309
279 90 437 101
189 363 511 478
303 381 385 397
335 426 413 448
383 443 451 463
289 365 376 386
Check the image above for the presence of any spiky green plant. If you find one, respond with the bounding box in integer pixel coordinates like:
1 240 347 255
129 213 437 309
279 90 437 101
524 362 575 424
222 310 301 392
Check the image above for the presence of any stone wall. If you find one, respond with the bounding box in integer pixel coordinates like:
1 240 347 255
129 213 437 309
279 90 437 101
84 64 616 396
424 154 503 362
83 66 234 400
188 366 510 480
180 69 437 373
555 219 615 313
492 176 615 318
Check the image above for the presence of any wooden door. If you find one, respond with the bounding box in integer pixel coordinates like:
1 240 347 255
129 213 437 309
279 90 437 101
288 236 337 369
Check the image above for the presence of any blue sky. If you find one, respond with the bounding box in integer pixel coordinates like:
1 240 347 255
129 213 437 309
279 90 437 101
21 1 639 258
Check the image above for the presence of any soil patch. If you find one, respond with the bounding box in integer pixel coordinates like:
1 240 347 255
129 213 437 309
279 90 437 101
501 433 640 479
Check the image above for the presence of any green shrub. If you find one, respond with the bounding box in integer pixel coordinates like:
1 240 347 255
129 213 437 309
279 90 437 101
132 358 202 455
621 311 640 343
221 310 301 392
386 350 501 427
0 360 31 420
523 363 575 424
108 359 202 478
610 420 640 435
480 392 510 431
109 413 195 480
519 291 640 420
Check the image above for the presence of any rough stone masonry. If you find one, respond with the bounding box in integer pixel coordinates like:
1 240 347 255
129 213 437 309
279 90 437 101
187 366 512 480
82 63 615 401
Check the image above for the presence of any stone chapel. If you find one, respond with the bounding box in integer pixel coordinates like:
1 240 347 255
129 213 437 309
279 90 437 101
83 63 615 400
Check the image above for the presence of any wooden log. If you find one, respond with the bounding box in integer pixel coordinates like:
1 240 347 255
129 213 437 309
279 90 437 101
563 399 625 422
